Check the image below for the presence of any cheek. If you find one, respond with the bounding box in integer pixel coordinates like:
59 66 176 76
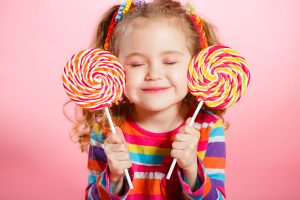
125 70 141 86
124 81 134 101
170 67 188 85
124 76 134 93
124 70 142 96
168 66 189 95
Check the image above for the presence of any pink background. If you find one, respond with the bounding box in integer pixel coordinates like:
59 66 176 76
1 0 299 199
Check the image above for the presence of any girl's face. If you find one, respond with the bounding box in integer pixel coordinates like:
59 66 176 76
118 20 192 112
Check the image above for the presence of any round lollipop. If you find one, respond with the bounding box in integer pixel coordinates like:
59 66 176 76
62 48 133 189
62 48 125 110
167 45 251 179
188 45 250 109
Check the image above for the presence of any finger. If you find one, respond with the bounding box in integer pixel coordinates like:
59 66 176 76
179 124 198 135
105 131 124 144
170 149 184 159
114 152 130 161
115 126 126 143
175 133 192 142
117 160 132 170
172 141 188 150
185 117 192 126
109 143 128 152
104 144 129 157
109 160 132 172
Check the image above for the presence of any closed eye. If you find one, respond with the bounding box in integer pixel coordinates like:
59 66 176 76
130 64 145 67
165 62 177 65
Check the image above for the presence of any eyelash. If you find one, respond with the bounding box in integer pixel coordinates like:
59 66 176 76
131 64 144 67
166 62 177 65
131 62 177 67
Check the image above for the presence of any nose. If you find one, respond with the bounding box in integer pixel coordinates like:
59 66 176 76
145 65 163 81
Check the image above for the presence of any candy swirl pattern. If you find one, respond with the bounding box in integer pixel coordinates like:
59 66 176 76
188 45 250 109
62 49 125 110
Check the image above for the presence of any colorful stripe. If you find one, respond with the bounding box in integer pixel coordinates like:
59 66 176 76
85 108 226 199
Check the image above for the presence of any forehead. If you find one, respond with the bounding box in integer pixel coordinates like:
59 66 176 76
118 18 189 57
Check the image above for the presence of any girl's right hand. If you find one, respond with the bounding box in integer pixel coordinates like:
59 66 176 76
104 126 132 183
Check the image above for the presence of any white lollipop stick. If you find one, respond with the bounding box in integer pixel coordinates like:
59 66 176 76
166 100 204 180
105 107 134 189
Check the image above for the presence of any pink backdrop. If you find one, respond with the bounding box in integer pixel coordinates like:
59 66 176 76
1 0 299 199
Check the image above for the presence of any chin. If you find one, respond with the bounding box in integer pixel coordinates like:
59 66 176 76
138 101 179 112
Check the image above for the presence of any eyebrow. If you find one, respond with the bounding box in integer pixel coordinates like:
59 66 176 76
125 50 183 59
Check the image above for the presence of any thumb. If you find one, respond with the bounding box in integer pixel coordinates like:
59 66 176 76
114 126 126 143
106 126 125 144
178 117 192 134
185 117 193 126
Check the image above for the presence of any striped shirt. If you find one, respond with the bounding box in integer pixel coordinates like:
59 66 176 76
85 108 226 200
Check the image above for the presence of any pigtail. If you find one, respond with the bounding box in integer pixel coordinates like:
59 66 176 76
92 5 120 49
201 19 222 46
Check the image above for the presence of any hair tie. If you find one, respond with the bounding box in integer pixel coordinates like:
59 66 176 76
115 2 127 21
133 0 145 6
123 0 133 14
104 9 118 50
105 0 142 51
186 2 208 49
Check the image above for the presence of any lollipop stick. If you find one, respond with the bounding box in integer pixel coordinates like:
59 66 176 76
166 100 204 180
104 107 134 189
105 107 116 134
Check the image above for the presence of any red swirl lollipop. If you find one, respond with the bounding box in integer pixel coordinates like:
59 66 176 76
62 48 125 110
167 45 250 179
62 48 133 189
188 45 250 109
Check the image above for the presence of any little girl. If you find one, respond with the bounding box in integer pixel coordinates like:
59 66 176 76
67 0 227 199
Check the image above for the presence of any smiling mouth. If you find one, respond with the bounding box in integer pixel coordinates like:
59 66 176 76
141 87 170 93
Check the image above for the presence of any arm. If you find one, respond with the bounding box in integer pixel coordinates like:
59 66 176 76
85 123 132 200
177 118 226 199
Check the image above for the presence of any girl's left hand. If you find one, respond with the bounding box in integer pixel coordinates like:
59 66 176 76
170 117 200 172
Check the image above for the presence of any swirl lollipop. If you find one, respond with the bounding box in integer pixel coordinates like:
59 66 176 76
167 45 251 179
62 48 133 189
188 45 250 109
62 49 124 110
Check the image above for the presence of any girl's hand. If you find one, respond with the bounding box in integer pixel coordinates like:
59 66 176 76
104 127 131 183
171 117 200 172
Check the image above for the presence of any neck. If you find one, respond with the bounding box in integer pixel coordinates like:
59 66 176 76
129 103 190 133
